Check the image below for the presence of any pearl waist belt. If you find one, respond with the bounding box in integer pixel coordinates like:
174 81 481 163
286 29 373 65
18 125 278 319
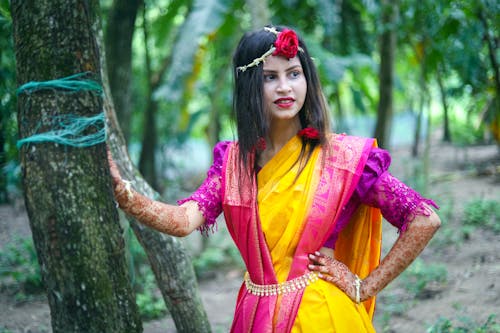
244 271 318 296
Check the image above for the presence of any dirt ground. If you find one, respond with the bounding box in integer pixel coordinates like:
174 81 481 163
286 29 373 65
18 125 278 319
0 139 499 333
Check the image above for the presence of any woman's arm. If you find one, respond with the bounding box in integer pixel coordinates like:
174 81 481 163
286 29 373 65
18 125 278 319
109 150 205 236
309 206 441 302
360 208 440 300
309 146 441 302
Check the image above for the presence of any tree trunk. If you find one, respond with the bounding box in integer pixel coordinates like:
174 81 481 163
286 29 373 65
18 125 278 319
138 98 160 190
412 47 428 158
436 64 451 142
422 97 432 194
0 111 7 203
412 106 423 157
138 4 160 191
478 6 500 145
104 0 142 143
478 7 500 105
105 93 212 333
98 5 212 332
373 0 397 149
11 1 142 332
207 95 221 148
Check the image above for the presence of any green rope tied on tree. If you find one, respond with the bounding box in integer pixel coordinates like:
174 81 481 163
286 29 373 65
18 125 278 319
16 72 106 148
16 72 103 96
17 113 106 148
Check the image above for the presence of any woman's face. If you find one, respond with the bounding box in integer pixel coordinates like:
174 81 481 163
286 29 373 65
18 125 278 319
262 55 307 124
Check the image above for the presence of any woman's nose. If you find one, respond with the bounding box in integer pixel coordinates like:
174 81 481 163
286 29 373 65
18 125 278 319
276 77 292 92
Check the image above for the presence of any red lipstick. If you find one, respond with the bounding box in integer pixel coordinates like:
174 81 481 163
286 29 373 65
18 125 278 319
275 97 295 108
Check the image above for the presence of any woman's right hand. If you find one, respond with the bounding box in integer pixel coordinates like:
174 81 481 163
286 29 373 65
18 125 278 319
105 146 205 236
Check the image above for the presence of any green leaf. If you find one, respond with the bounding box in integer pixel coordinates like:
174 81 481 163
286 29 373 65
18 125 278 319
0 0 11 22
155 0 232 102
150 0 190 47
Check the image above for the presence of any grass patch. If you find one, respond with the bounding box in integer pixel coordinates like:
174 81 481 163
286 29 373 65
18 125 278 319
134 265 167 320
427 314 500 333
0 237 44 300
125 230 167 320
428 198 464 250
462 199 500 234
399 258 447 299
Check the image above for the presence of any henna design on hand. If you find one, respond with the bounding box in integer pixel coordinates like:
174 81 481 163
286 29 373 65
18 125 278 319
360 209 440 300
308 206 440 303
108 147 193 237
113 177 191 236
308 252 358 302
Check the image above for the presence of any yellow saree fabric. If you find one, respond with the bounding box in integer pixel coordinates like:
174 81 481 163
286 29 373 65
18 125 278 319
257 135 378 332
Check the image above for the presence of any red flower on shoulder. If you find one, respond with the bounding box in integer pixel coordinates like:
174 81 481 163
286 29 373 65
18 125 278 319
273 29 299 59
298 127 320 140
256 137 267 151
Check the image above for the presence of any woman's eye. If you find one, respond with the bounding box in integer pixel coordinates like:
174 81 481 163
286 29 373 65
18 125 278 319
290 71 301 78
264 74 275 81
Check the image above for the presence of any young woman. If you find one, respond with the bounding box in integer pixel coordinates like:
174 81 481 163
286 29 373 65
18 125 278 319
109 25 441 332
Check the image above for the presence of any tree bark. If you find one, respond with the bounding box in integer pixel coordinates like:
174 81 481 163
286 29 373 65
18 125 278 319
412 42 428 158
105 90 212 333
138 98 160 190
478 6 500 144
138 4 160 191
373 0 397 149
436 64 451 142
98 5 212 333
478 7 500 104
11 1 142 332
104 0 142 143
0 111 7 203
412 104 423 157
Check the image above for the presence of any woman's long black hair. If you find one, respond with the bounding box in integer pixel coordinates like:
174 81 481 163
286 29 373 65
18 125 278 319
232 25 330 175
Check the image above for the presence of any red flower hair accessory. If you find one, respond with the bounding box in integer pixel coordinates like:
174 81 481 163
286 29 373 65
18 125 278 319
298 127 320 140
272 29 299 59
237 27 303 72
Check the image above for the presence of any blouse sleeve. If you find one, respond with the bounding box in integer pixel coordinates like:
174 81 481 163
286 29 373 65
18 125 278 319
177 141 231 235
323 148 390 248
360 148 439 232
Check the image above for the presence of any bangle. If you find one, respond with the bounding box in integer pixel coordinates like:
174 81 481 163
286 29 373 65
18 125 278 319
353 275 362 304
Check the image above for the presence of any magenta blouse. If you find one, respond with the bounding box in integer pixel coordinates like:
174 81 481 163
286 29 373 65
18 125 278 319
179 141 438 248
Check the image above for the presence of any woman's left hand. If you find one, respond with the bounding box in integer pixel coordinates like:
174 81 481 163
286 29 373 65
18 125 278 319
308 251 360 303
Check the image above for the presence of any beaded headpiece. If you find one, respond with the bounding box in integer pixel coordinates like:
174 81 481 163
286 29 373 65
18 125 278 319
237 27 304 72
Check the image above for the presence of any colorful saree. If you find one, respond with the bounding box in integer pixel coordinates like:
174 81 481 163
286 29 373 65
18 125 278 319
222 134 382 332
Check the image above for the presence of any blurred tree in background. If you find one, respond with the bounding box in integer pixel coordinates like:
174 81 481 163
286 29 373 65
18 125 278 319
0 0 18 203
